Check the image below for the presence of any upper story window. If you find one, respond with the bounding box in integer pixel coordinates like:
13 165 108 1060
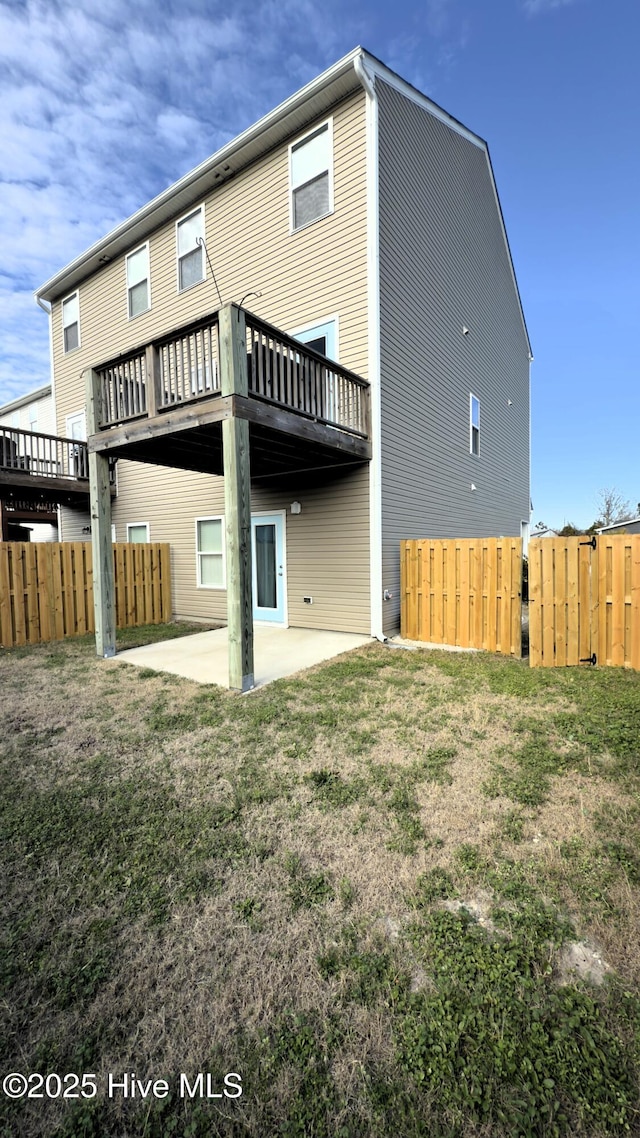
29 403 38 431
177 207 205 291
62 292 80 353
126 243 150 318
290 120 333 232
470 394 480 455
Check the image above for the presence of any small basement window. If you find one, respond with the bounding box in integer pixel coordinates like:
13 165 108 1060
470 394 480 455
62 292 80 353
127 523 149 543
290 121 332 231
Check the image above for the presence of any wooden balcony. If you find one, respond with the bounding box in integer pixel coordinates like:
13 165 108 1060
88 306 371 479
0 426 95 507
86 303 371 690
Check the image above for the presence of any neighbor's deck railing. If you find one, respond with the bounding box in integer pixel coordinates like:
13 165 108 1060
0 426 89 481
96 308 369 439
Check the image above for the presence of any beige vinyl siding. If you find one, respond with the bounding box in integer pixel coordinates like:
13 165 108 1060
59 508 91 541
377 80 530 636
0 393 55 434
52 91 370 634
109 462 370 632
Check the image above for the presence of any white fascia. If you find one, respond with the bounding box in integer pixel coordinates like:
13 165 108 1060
354 54 384 643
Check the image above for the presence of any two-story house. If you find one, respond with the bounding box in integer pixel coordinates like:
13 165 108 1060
35 47 531 688
0 384 61 540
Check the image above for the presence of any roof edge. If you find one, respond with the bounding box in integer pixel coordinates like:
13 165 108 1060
0 383 52 416
36 47 365 304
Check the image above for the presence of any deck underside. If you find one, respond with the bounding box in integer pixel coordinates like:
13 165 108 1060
89 395 371 480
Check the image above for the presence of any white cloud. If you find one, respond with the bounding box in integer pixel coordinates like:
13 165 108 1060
522 0 578 15
0 0 355 405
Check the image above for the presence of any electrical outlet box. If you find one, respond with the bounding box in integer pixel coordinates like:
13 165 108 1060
303 596 313 604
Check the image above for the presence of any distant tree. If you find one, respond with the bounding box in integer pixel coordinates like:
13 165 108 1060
593 487 633 529
532 520 547 534
558 523 583 537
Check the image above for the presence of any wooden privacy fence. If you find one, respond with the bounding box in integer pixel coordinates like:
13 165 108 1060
401 537 523 657
529 534 640 669
0 542 172 649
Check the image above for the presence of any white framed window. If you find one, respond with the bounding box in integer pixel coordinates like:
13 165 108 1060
127 522 149 543
176 206 205 292
29 403 38 430
66 410 86 478
126 243 150 319
289 119 333 232
292 317 339 422
196 516 225 588
291 316 338 360
62 292 80 353
470 393 480 455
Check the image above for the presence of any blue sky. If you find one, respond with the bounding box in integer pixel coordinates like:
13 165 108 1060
0 0 637 529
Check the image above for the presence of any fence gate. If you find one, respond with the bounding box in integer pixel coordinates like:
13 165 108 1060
528 535 640 669
400 537 522 657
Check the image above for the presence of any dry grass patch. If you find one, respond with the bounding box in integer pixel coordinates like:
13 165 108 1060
1 633 640 1136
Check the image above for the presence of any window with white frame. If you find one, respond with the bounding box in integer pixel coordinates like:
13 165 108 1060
294 318 338 421
196 517 225 588
470 393 480 455
126 244 150 318
127 523 149 543
290 121 332 231
62 292 80 353
29 402 38 431
177 207 204 291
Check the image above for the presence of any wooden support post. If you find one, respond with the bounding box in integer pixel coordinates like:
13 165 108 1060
0 500 8 542
219 304 254 692
145 343 161 417
85 368 116 658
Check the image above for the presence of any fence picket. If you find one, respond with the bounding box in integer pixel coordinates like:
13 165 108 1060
529 535 640 669
400 537 522 657
0 542 171 648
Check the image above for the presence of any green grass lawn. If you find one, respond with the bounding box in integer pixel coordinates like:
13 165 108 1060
1 628 639 1137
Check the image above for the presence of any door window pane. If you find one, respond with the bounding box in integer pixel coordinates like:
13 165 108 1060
255 524 277 609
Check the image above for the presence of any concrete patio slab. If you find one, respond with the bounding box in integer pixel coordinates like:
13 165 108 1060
112 625 372 688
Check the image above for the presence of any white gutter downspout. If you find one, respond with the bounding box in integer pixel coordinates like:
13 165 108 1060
354 54 385 642
35 293 63 539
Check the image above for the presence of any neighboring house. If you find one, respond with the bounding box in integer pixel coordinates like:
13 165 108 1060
0 384 59 541
597 513 640 536
35 46 531 648
0 384 55 436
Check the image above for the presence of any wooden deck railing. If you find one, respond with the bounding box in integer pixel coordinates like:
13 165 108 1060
244 313 369 437
0 426 89 481
97 313 221 427
95 307 369 439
